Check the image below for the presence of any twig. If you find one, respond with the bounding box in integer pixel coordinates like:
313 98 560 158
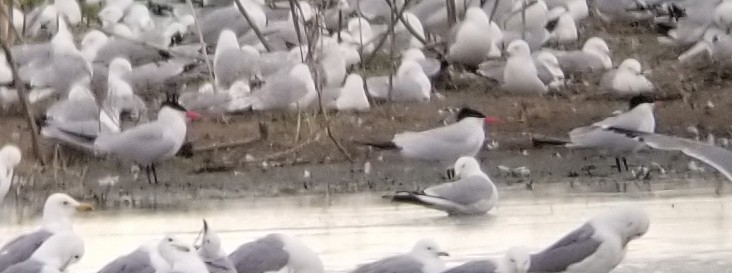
0 0 23 44
233 0 272 52
488 0 501 23
192 136 262 152
288 0 305 61
364 0 411 65
521 0 526 40
445 0 457 28
186 0 217 93
0 37 44 165
393 1 442 57
258 134 321 162
388 0 396 101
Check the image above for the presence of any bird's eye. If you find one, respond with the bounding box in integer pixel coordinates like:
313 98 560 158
427 247 432 250
62 201 69 206
168 238 173 242
74 255 80 259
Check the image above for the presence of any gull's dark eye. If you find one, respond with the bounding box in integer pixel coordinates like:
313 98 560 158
74 255 80 259
168 238 173 242
62 201 69 206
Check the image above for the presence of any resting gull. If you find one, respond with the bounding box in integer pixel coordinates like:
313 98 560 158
350 238 447 273
502 40 547 94
327 73 370 112
358 108 497 163
448 7 503 67
548 37 612 75
0 193 92 272
228 233 323 273
366 60 431 102
442 246 531 273
1 232 84 273
214 30 261 90
0 144 22 205
98 235 192 273
390 156 499 216
600 59 654 96
527 205 650 273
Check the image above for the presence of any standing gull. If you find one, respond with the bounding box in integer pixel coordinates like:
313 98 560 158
527 205 650 273
213 30 260 90
442 246 531 273
98 235 192 273
228 233 324 273
196 220 236 273
566 95 656 172
358 108 498 162
0 144 21 205
350 239 448 273
548 37 612 75
390 156 499 216
366 60 432 102
1 232 84 273
0 193 93 272
328 74 370 112
448 7 503 67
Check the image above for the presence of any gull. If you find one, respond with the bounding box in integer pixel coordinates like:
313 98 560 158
318 39 347 88
93 100 200 184
350 0 404 21
197 0 267 45
600 58 654 96
389 156 499 216
503 0 549 32
409 0 471 36
0 232 84 273
228 234 324 273
657 1 722 46
327 73 370 112
366 60 432 102
54 0 82 25
502 40 548 94
98 235 193 273
123 4 155 34
545 0 589 21
448 7 503 67
402 48 441 78
195 220 236 273
214 29 261 90
477 51 564 89
527 205 650 273
242 63 316 111
263 1 314 46
350 239 448 273
0 193 93 272
594 0 655 23
358 108 498 162
341 17 374 55
442 246 531 273
393 12 427 52
19 18 92 97
547 37 612 75
545 7 578 46
0 144 22 205
566 95 656 172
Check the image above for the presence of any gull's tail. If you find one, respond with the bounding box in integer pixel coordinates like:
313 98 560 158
531 135 571 147
384 191 425 205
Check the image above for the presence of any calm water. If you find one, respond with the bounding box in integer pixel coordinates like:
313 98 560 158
2 186 732 273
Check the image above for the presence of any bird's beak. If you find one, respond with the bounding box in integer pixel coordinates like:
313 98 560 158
74 203 94 212
437 252 449 257
484 116 500 124
186 111 202 121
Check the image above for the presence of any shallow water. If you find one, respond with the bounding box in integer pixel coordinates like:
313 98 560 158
2 186 732 273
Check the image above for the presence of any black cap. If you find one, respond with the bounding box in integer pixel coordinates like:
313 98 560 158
628 95 655 109
456 108 486 121
161 93 187 112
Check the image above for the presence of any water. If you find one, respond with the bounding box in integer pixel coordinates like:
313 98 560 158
2 186 732 273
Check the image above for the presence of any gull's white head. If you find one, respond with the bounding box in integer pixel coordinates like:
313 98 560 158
178 15 195 28
504 246 531 273
109 58 133 77
506 40 531 58
536 51 564 80
42 193 94 230
31 232 85 272
582 37 610 56
241 45 260 57
51 17 76 51
410 238 449 259
80 30 109 61
216 29 240 52
397 60 424 77
98 6 124 27
196 219 225 259
158 234 193 265
464 7 490 26
0 145 22 170
344 73 364 90
124 4 154 32
347 17 371 38
618 58 642 74
452 156 482 178
590 205 650 247
111 24 134 38
289 63 314 86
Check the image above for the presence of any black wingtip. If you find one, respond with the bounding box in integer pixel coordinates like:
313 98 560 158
389 191 424 204
355 140 399 150
456 107 486 121
628 94 655 109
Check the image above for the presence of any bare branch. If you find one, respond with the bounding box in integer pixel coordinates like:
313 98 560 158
233 0 272 52
186 0 217 92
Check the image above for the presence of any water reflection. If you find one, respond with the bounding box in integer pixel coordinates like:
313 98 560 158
1 187 731 273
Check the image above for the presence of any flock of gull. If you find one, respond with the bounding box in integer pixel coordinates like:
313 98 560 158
1 0 732 272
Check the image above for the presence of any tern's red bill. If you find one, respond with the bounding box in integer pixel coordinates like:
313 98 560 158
186 111 202 121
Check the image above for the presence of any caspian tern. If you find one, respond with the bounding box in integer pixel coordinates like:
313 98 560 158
358 108 499 162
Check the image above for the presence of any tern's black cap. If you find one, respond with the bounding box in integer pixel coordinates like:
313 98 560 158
161 93 187 112
629 95 655 109
456 108 486 121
